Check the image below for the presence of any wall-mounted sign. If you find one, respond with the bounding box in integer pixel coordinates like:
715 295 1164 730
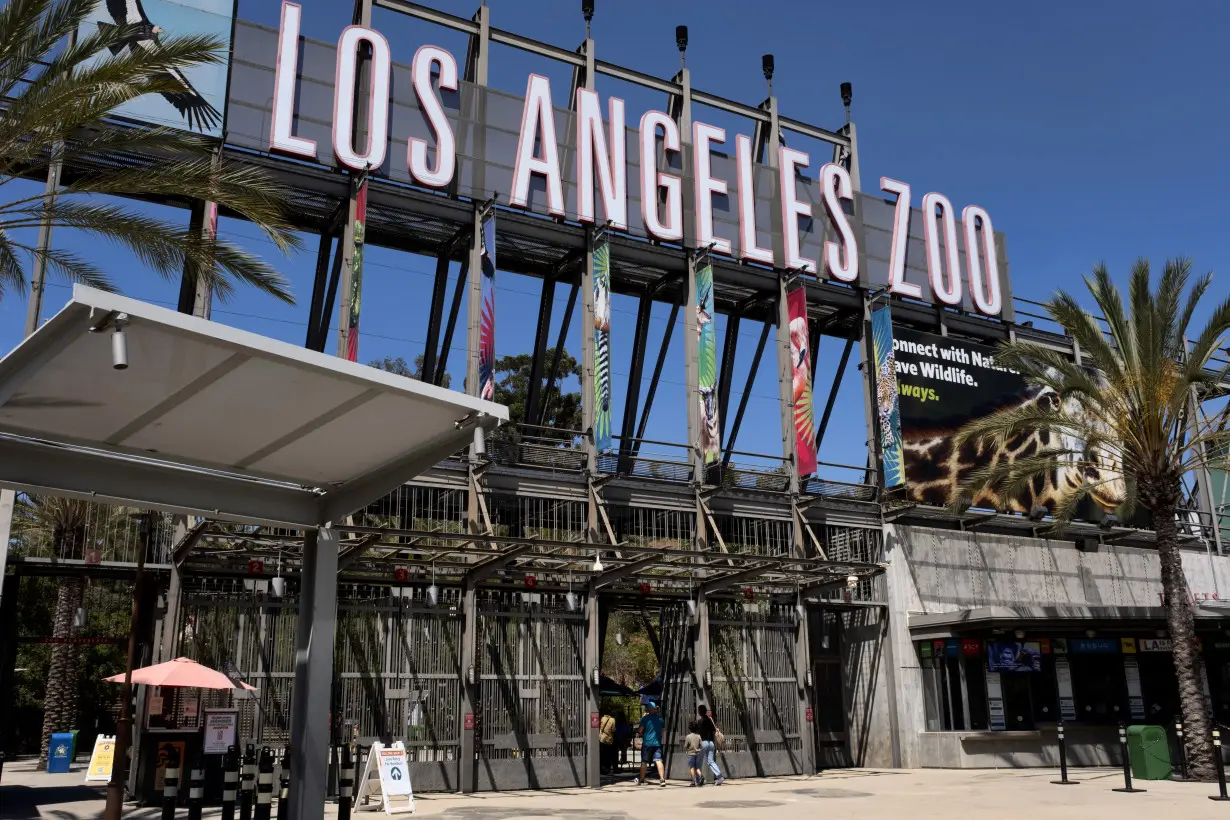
1069 638 1119 654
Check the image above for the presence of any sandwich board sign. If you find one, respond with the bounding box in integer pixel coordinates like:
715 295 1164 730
354 741 414 814
85 735 116 782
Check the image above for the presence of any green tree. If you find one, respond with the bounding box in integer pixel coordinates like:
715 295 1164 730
954 259 1230 780
493 346 582 430
0 0 298 301
368 354 451 388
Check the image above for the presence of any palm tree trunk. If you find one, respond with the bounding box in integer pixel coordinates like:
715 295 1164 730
1156 499 1216 780
38 575 86 766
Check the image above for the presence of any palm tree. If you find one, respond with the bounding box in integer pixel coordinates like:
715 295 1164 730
0 0 298 302
13 496 133 765
953 259 1230 780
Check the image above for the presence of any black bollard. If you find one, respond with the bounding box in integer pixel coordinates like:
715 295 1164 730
275 747 290 820
1175 716 1190 781
239 744 256 820
1050 719 1079 785
221 746 239 820
1112 722 1145 793
161 746 181 820
1212 728 1230 801
254 747 274 820
338 745 354 820
187 749 205 820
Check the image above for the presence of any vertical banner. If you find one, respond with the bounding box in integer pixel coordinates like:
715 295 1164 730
592 237 612 452
478 210 497 400
985 671 1006 730
344 178 368 363
787 288 817 476
1124 655 1146 720
696 261 720 464
870 305 905 487
1054 656 1077 721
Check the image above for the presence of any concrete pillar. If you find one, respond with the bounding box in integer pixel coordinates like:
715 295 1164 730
286 527 339 820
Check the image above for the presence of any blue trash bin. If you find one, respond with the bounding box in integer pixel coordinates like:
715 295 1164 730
47 732 74 773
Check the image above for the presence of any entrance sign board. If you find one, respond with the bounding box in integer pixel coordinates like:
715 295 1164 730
355 741 415 814
224 4 1013 319
86 735 116 782
203 710 239 755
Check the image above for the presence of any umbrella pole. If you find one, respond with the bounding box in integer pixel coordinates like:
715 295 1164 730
104 512 153 820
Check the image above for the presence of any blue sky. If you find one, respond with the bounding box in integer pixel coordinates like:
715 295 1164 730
3 0 1227 479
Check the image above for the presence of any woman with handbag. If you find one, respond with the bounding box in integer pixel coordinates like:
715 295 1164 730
690 704 725 785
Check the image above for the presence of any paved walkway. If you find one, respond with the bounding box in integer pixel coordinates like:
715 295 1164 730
5 760 1230 819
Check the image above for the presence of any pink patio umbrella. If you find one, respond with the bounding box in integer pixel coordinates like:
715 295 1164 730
103 657 257 690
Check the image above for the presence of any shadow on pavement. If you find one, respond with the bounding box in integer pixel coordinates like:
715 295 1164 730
0 784 106 820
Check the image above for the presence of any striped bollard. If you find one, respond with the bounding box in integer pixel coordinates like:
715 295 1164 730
276 747 290 820
239 744 256 820
254 747 274 820
1212 728 1230 801
1175 716 1190 781
187 750 205 820
1112 722 1145 793
1050 718 1078 785
221 746 239 820
338 745 354 820
161 746 181 820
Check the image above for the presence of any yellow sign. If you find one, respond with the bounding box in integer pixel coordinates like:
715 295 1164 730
86 735 116 782
1120 638 1137 654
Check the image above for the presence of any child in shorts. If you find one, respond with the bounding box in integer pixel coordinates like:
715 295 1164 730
684 730 703 786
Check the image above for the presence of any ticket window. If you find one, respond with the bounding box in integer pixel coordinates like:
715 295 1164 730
1137 651 1181 722
1069 653 1129 724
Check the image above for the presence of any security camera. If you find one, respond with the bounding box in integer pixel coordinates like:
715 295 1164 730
112 317 129 370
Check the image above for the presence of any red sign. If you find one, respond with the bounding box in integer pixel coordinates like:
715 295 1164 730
463 713 475 731
524 574 538 589
962 638 982 656
84 549 101 565
247 559 264 575
742 587 755 601
590 712 600 729
638 582 651 595
805 707 814 723
393 567 410 583
1039 638 1052 655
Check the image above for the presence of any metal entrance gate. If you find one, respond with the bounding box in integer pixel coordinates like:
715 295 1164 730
334 587 462 792
708 602 802 777
658 602 696 780
474 590 586 791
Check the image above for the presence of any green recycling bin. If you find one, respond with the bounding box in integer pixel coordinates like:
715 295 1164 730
1127 724 1172 780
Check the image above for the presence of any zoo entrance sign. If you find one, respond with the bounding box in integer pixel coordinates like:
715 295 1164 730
258 2 1009 318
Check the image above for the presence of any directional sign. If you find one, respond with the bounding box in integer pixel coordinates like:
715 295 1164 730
85 735 116 782
355 741 415 814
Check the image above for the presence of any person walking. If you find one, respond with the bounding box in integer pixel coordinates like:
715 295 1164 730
691 704 725 785
684 728 703 786
614 710 632 770
637 701 667 787
599 712 616 774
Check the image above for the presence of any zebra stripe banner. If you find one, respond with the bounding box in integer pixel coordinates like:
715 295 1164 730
870 305 905 488
696 261 720 464
344 177 368 363
478 211 496 400
787 288 817 476
592 236 612 453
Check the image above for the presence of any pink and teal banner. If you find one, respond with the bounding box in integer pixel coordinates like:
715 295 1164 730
787 288 817 476
478 211 496 400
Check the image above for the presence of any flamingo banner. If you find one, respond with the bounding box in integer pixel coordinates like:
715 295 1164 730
787 288 817 476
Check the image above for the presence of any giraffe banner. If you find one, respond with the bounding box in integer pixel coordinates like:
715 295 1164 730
787 288 817 476
892 325 1135 524
344 177 368 363
592 236 612 453
478 210 496 401
870 305 905 487
696 261 720 464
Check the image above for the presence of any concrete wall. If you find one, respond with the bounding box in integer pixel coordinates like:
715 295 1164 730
842 606 897 767
882 524 1230 767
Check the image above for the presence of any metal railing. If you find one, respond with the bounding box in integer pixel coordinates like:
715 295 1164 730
801 460 879 503
712 449 791 493
598 435 694 483
484 423 587 473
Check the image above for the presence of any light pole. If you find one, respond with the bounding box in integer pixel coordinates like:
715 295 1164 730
104 511 153 820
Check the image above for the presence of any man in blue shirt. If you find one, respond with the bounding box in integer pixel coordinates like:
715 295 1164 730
638 701 666 786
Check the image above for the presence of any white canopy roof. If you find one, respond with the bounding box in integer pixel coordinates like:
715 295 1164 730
0 286 506 527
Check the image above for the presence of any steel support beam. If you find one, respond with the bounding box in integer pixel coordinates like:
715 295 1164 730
436 254 469 386
422 231 466 383
539 280 579 426
305 233 334 348
458 583 477 793
631 302 678 459
716 309 741 442
617 293 653 468
336 530 385 572
722 321 771 466
584 593 600 788
286 526 339 820
311 233 346 354
699 563 773 596
171 517 208 568
589 555 659 590
815 332 856 454
524 275 557 429
465 543 533 585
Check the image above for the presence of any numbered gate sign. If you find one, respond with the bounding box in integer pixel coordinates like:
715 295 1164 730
203 710 239 755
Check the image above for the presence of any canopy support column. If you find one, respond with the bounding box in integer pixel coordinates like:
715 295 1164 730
286 527 339 820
